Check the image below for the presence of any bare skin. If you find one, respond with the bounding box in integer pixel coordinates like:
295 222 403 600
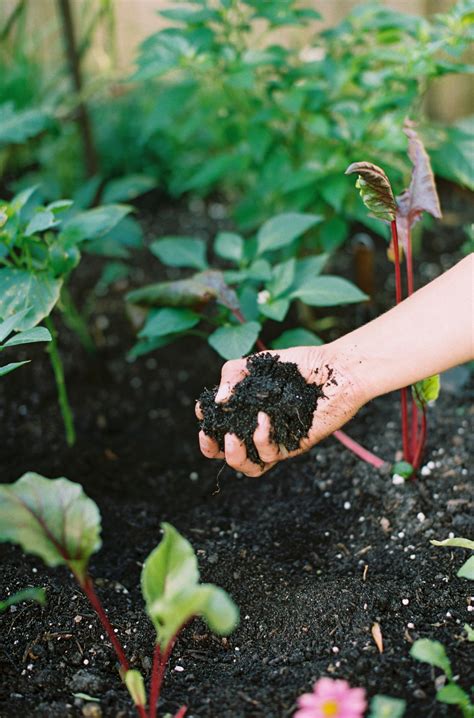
196 254 474 477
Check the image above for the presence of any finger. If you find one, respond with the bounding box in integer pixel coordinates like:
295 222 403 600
215 358 248 403
195 401 204 420
199 430 224 459
224 433 269 477
253 412 280 463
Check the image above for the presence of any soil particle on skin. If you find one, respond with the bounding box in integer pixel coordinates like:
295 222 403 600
198 353 324 465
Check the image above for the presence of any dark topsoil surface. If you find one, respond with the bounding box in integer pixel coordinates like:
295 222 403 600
0 192 473 718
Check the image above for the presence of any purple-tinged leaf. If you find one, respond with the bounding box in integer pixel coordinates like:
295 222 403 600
396 121 442 252
127 270 239 311
345 162 397 222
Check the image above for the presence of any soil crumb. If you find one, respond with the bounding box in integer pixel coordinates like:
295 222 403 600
198 353 324 465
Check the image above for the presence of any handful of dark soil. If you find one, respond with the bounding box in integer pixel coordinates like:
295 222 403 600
198 353 324 466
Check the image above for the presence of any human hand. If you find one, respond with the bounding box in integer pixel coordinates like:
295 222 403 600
195 345 366 477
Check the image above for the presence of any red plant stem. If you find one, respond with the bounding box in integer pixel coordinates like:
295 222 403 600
78 576 148 718
412 407 427 470
333 430 386 470
405 229 420 463
149 638 177 718
391 220 410 462
231 307 266 352
174 707 187 718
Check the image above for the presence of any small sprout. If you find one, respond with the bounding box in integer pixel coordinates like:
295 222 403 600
431 536 474 581
124 670 146 708
0 587 46 614
371 622 384 654
368 695 406 718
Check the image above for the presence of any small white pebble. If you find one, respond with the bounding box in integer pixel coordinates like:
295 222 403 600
398 531 405 539
410 554 416 560
244 615 250 620
402 598 409 606
433 493 439 500
83 659 89 666
343 501 351 510
407 622 415 629
32 568 37 573
421 466 431 477
358 516 365 522
336 553 342 559
446 611 452 618
332 646 340 654
189 471 198 481
392 474 405 485
363 603 368 610
427 461 435 470
174 665 184 672
467 606 474 612
449 532 455 539
235 647 240 651
417 512 426 522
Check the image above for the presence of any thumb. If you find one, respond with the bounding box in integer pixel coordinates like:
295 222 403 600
215 358 248 403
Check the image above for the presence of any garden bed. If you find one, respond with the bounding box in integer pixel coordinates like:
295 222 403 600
0 197 472 718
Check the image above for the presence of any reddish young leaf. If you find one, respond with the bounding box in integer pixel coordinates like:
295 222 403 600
345 162 397 222
395 121 442 252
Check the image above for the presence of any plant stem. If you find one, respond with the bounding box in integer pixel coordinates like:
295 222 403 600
390 220 410 462
231 307 266 352
333 430 386 470
411 406 427 470
44 315 76 446
174 707 187 718
405 229 420 464
59 286 95 354
149 638 176 718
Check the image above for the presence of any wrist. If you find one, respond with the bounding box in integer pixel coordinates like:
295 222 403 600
324 336 378 407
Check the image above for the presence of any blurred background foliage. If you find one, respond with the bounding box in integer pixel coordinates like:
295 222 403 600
0 0 473 249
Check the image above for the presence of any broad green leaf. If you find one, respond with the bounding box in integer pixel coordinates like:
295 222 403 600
259 298 290 322
0 103 49 145
139 307 200 339
3 326 51 347
257 213 322 255
412 375 440 408
214 232 244 264
208 321 261 360
345 162 397 222
431 120 474 191
47 200 74 214
458 556 474 580
291 276 368 306
0 308 31 342
0 473 102 582
63 205 132 241
0 270 62 330
24 210 58 237
410 639 452 678
124 670 146 707
319 217 349 252
464 624 474 641
267 259 296 298
271 328 323 349
319 175 349 213
128 335 177 361
368 695 406 718
151 237 208 270
142 523 238 649
290 255 329 292
85 216 143 258
431 537 474 551
0 361 30 376
247 259 272 282
436 683 471 706
0 587 46 614
102 175 156 203
10 186 38 213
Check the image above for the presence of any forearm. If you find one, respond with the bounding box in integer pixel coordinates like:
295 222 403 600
329 254 474 403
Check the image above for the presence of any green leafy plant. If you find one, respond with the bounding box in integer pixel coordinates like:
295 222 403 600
0 472 238 718
0 586 46 614
0 185 142 444
368 695 406 718
126 212 367 361
129 0 473 232
0 307 51 376
346 121 442 472
431 536 474 581
410 638 474 717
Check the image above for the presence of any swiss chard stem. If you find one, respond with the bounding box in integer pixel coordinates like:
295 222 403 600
44 315 76 446
405 228 423 468
59 286 96 354
391 220 410 462
149 638 177 718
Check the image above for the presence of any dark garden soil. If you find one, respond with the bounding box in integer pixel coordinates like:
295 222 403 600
0 193 473 718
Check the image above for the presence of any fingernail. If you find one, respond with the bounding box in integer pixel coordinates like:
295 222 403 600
215 383 231 403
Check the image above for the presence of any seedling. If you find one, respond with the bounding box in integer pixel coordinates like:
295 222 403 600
0 308 51 376
431 536 474 581
346 121 442 471
0 473 238 718
410 638 474 717
0 187 142 444
0 587 45 614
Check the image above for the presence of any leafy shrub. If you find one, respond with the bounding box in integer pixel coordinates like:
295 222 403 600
126 212 368 360
0 186 143 444
0 472 238 718
131 0 474 232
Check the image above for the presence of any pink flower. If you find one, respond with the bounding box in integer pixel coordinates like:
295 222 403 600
295 677 367 718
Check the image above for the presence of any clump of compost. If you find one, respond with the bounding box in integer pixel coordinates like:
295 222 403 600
198 353 325 465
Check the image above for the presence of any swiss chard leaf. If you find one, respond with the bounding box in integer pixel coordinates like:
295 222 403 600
457 556 474 581
124 670 146 708
412 374 440 408
141 523 238 649
127 271 239 311
410 639 452 679
0 473 102 582
396 121 442 252
345 162 397 222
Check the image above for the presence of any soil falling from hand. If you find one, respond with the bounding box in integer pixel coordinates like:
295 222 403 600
198 353 324 465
